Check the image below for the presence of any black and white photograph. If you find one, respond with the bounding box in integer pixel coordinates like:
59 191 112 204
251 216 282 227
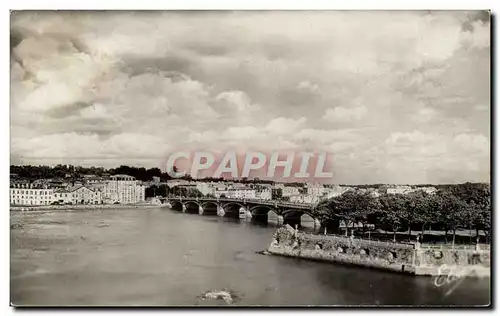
9 9 491 307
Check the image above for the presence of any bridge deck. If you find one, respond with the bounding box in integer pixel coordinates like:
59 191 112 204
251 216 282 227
165 196 317 210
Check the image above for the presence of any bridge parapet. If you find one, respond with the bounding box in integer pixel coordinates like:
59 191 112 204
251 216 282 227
166 196 318 210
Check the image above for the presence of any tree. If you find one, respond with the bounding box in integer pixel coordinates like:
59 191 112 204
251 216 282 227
473 198 491 243
403 191 429 239
464 201 480 243
435 190 469 245
271 188 283 200
186 187 203 197
315 204 341 234
324 191 379 236
379 193 407 242
416 193 441 242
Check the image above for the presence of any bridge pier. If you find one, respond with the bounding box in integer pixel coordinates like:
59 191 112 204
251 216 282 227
198 206 204 215
277 215 284 225
237 207 253 220
313 218 321 229
182 204 187 213
217 205 225 217
245 210 253 221
238 207 247 219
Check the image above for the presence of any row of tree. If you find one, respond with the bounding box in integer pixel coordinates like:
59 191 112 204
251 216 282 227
316 182 491 244
10 165 173 182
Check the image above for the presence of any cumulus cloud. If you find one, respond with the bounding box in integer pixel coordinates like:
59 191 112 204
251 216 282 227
264 117 307 135
363 130 491 184
323 106 368 123
215 90 260 112
297 81 320 94
413 106 438 123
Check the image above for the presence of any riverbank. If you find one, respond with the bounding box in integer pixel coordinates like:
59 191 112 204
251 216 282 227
10 203 166 212
267 225 491 277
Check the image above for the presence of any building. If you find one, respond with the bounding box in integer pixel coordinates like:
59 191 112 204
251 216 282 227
68 185 103 204
166 179 195 187
48 185 104 205
417 186 437 194
103 174 145 204
213 183 229 197
196 182 216 196
386 185 413 195
53 188 73 204
215 187 257 199
10 183 55 206
254 187 272 200
358 188 381 197
47 178 69 188
322 185 350 199
289 194 319 204
281 186 301 197
83 175 108 185
215 189 230 198
306 184 326 197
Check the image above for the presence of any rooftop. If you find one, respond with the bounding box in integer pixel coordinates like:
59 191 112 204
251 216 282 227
110 174 136 180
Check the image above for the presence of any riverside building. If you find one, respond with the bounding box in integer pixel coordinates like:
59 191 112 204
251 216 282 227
52 185 103 205
103 174 146 204
10 183 55 206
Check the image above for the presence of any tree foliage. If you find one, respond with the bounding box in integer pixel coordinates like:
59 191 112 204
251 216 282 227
319 182 491 243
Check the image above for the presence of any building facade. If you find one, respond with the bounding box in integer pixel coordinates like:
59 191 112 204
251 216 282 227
254 188 272 200
103 174 145 204
69 185 103 204
10 183 55 206
53 188 73 204
10 174 145 206
281 186 301 197
289 194 319 204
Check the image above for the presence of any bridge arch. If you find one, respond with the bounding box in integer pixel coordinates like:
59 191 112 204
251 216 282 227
281 209 316 218
249 204 281 225
183 201 200 214
221 202 245 219
169 200 184 212
248 204 277 215
200 201 218 216
201 201 218 209
222 202 245 210
281 209 320 230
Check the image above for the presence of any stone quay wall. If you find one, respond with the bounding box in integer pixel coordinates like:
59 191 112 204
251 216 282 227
10 203 162 212
267 225 490 276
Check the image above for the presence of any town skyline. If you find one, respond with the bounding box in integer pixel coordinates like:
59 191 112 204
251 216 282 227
10 11 490 185
10 163 490 186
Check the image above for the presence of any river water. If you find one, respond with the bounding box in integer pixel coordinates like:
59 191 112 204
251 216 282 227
10 207 490 306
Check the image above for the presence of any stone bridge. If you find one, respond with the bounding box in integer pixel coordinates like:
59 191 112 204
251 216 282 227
162 196 323 228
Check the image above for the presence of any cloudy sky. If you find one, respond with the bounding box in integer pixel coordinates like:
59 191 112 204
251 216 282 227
10 10 490 184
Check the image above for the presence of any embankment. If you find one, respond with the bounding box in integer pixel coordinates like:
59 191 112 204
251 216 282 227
10 203 165 212
267 225 490 276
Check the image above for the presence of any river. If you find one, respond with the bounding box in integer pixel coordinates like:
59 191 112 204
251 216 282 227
10 207 490 306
